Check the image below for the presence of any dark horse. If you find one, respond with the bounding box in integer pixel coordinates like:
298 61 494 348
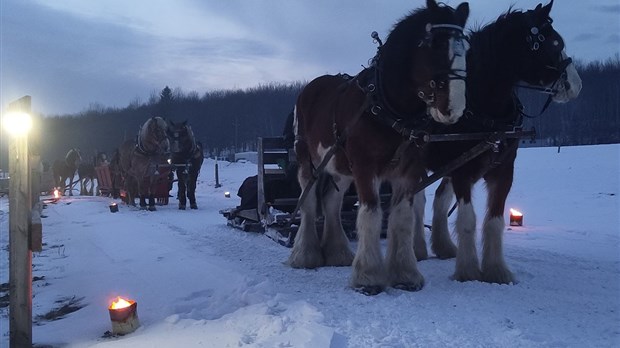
416 1 582 284
290 0 470 295
52 148 82 196
118 116 170 211
78 151 109 195
168 120 204 210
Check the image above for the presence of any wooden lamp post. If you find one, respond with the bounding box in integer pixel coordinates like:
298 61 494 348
4 96 34 347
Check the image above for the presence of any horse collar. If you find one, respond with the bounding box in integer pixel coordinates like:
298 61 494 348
359 66 431 143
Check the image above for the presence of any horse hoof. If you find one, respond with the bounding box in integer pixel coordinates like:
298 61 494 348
139 206 148 211
354 285 384 296
190 204 198 209
148 206 157 211
179 205 186 210
393 282 424 292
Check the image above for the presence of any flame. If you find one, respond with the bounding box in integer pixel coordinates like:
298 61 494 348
109 297 133 310
509 208 523 217
54 189 60 199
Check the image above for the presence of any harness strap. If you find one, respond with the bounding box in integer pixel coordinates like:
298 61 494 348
281 98 370 233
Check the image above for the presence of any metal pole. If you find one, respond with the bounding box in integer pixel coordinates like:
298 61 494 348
214 160 221 188
7 96 33 347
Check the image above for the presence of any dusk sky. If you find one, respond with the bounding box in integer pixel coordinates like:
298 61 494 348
1 0 619 116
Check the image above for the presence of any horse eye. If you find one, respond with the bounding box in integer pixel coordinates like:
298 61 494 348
553 40 559 46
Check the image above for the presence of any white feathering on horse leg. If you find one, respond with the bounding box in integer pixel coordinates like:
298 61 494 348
453 200 481 281
351 204 386 291
288 173 323 269
386 197 425 291
431 179 458 259
481 215 515 284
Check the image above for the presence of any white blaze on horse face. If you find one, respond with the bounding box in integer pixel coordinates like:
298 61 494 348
553 50 582 103
429 37 467 125
293 106 299 137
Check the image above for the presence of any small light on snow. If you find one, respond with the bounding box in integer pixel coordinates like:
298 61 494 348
108 297 140 335
224 191 231 198
509 208 523 226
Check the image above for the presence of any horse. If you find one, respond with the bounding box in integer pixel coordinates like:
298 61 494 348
168 120 204 210
78 151 109 195
416 0 582 284
118 116 170 210
289 0 470 295
52 148 82 196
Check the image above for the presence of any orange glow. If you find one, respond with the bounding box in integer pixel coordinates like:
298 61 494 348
54 189 60 199
509 208 523 217
109 297 133 310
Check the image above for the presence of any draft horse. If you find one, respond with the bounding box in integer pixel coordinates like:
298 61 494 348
168 120 204 210
78 151 109 195
52 148 82 196
290 0 470 295
417 0 582 284
118 116 170 211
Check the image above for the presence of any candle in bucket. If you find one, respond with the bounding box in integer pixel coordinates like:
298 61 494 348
509 208 523 226
108 297 140 335
109 202 119 213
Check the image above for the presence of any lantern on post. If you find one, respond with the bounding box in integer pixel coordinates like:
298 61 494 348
4 96 34 347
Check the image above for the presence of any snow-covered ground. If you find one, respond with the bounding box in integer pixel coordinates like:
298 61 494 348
1 144 619 347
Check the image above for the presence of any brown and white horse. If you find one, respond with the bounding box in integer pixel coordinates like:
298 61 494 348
290 0 470 295
118 116 170 210
417 1 582 284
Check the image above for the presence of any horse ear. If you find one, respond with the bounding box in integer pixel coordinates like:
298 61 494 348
455 2 470 26
183 120 188 126
541 0 553 17
426 0 438 10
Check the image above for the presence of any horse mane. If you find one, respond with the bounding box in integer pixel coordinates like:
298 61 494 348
465 7 534 102
382 6 434 67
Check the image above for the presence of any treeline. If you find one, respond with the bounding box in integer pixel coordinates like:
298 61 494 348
4 57 619 169
33 82 305 165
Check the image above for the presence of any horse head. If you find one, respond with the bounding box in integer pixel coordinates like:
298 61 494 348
516 0 581 102
167 120 196 155
65 148 82 170
96 152 109 166
139 116 170 154
380 0 469 125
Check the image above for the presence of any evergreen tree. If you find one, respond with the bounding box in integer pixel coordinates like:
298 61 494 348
158 86 174 118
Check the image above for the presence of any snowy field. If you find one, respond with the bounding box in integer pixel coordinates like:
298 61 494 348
1 144 619 347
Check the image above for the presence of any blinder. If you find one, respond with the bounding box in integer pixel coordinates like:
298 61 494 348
417 23 468 106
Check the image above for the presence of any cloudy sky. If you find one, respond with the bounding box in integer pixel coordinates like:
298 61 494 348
1 0 619 116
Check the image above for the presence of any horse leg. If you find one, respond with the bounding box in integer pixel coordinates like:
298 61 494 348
288 152 323 269
351 175 386 295
188 171 198 209
88 176 94 195
320 174 354 267
79 177 85 195
147 176 157 211
385 181 425 291
177 169 188 210
412 190 428 260
452 178 482 281
481 162 515 284
431 177 458 259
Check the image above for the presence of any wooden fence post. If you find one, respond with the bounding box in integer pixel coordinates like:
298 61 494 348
6 95 33 347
